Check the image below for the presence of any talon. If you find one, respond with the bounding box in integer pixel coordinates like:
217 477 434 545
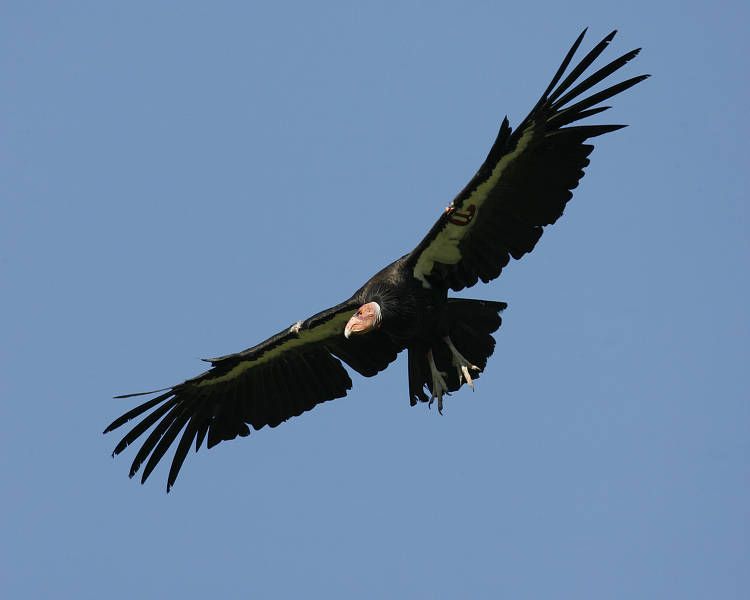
461 365 474 389
443 336 480 391
427 350 449 413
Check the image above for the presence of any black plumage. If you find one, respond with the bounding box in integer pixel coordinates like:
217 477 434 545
105 29 648 490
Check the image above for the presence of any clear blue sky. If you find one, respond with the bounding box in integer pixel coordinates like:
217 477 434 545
2 2 748 598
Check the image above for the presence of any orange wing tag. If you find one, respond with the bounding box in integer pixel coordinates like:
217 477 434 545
446 204 476 226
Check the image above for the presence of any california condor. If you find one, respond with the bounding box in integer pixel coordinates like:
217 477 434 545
105 29 648 491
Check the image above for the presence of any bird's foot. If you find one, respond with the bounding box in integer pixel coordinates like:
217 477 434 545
427 349 449 414
443 336 480 389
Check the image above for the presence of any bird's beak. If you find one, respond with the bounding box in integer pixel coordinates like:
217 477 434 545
344 302 382 339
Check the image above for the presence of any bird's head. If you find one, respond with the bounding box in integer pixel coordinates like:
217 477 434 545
344 302 382 339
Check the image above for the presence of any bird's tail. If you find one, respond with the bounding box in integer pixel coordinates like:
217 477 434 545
408 299 506 405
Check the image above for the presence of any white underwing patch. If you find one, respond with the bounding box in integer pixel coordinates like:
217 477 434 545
413 124 537 287
197 311 351 387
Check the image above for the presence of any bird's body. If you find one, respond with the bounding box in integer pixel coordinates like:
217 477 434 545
106 29 648 490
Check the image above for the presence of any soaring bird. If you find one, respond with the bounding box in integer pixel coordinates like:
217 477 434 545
105 29 647 491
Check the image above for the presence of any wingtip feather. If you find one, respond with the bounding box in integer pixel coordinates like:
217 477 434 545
114 387 171 399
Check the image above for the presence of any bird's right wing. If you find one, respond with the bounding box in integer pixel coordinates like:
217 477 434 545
104 299 403 491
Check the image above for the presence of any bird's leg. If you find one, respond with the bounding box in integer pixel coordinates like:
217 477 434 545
443 336 480 389
427 349 449 414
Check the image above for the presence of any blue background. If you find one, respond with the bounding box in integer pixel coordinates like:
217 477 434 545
2 2 748 598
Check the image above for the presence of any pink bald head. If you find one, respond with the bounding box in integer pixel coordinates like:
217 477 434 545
344 302 382 339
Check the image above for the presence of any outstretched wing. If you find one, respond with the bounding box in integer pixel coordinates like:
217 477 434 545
407 29 649 291
105 299 402 491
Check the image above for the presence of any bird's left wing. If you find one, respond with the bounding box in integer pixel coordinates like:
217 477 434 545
406 29 648 291
105 299 402 491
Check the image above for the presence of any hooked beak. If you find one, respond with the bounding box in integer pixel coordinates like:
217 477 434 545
344 302 382 339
